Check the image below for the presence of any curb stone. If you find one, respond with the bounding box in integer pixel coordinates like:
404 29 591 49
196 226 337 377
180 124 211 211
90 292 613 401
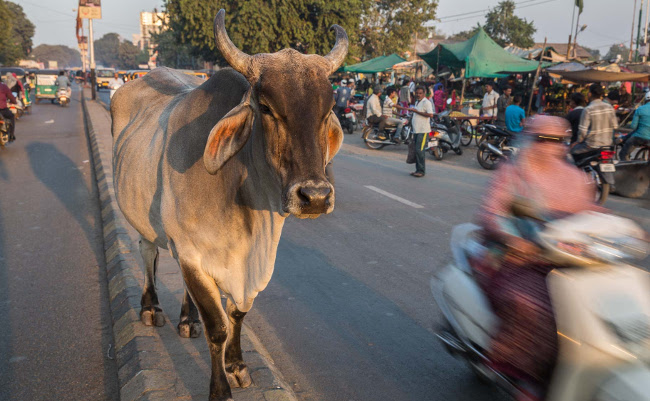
81 90 298 401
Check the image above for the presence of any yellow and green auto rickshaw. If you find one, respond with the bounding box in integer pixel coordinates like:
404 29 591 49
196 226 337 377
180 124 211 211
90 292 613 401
34 69 59 104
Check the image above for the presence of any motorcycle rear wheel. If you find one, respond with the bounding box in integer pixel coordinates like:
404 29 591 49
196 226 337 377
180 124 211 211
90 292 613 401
430 146 443 160
477 147 500 170
364 128 386 150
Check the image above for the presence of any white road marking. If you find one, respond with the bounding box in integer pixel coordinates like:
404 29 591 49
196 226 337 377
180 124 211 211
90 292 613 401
364 185 424 209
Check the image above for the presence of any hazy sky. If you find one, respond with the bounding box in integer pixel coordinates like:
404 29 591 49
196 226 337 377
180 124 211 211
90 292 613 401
20 0 641 54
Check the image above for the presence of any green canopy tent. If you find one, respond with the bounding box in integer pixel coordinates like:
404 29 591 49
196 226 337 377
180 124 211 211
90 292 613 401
343 54 407 73
418 28 545 78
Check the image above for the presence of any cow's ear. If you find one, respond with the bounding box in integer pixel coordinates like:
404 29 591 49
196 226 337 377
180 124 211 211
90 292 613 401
326 111 344 162
203 100 254 175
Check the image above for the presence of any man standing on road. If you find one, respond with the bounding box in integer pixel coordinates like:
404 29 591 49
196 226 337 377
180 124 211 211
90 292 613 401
398 86 434 177
480 82 499 119
571 84 617 162
495 85 512 127
0 79 17 142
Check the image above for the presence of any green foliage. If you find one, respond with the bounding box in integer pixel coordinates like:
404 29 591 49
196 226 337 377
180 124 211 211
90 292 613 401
482 0 535 47
359 0 438 60
94 33 145 68
604 44 629 62
447 26 480 42
0 0 35 66
152 29 199 68
30 45 82 68
158 0 375 66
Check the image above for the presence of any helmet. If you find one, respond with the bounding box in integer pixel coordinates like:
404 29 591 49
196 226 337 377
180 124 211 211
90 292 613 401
522 115 571 141
341 79 347 85
644 91 650 102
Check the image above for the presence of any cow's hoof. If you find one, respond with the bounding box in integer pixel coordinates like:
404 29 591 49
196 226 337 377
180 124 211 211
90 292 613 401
177 320 202 338
226 362 252 388
140 307 165 327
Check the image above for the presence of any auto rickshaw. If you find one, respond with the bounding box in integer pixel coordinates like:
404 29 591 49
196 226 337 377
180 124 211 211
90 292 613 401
34 69 59 104
129 70 149 80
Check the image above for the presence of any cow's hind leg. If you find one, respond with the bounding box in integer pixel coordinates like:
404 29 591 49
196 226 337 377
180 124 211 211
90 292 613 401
139 237 165 327
225 298 252 388
181 261 233 401
177 288 202 338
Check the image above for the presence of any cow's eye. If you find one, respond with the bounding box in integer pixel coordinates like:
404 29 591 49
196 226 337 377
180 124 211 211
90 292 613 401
259 104 272 115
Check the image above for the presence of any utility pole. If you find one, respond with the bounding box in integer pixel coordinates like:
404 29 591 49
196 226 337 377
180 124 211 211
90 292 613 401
567 2 577 59
643 0 650 63
630 0 638 62
637 7 643 61
89 18 96 100
573 11 582 58
528 38 547 116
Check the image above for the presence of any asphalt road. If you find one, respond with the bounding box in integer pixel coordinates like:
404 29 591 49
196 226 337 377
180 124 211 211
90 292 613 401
95 92 650 401
0 87 119 401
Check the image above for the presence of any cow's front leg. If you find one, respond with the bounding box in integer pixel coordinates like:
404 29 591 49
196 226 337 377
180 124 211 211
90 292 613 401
181 262 232 401
225 298 252 388
177 288 202 338
139 237 165 326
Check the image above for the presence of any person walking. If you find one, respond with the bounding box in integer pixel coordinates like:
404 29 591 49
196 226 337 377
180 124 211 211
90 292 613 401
398 86 434 177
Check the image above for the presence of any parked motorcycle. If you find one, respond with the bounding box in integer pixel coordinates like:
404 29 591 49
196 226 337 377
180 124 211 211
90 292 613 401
57 88 70 107
336 107 356 135
431 206 650 401
476 124 518 170
428 111 463 160
362 116 412 150
573 147 616 205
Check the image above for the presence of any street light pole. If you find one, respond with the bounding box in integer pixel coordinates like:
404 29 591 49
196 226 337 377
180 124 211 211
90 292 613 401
89 18 96 100
644 0 650 62
630 0 638 61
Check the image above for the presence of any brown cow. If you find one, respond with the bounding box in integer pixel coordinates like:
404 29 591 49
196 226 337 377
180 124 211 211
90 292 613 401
111 9 347 401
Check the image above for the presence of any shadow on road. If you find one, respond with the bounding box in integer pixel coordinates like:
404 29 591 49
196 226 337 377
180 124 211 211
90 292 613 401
25 142 103 267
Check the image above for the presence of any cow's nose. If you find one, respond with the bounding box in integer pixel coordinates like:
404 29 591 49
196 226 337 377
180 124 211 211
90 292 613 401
298 185 331 205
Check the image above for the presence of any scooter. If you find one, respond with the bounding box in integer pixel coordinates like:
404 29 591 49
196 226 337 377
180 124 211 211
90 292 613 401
57 88 70 107
336 107 356 135
431 205 650 401
428 110 463 160
476 124 519 170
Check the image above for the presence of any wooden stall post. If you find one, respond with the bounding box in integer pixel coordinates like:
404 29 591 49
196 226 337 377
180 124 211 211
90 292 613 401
527 38 547 115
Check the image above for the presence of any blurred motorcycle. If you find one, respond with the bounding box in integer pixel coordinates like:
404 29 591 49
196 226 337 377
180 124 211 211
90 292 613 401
431 204 650 401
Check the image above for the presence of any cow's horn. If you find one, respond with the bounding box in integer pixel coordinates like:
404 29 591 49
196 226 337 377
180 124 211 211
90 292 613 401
214 9 253 78
324 25 349 74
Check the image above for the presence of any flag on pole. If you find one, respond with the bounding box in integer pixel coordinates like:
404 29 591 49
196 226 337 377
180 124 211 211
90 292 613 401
575 0 584 14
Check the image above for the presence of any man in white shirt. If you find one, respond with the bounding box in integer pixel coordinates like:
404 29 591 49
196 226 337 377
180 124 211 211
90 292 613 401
109 72 124 99
366 85 386 136
398 86 434 177
480 82 499 118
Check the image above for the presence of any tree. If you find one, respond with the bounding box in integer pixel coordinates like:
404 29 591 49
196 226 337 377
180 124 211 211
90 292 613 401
94 33 121 67
30 45 82 68
604 44 629 62
581 46 600 61
482 0 535 47
447 26 480 42
6 2 35 57
359 0 438 59
152 29 198 68
0 0 35 66
159 0 370 66
118 40 141 69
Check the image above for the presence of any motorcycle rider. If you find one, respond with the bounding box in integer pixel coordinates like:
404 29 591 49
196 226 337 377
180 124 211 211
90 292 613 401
366 85 386 137
570 83 617 163
382 87 404 143
108 72 124 99
476 115 601 401
0 79 17 142
619 91 650 160
55 70 72 98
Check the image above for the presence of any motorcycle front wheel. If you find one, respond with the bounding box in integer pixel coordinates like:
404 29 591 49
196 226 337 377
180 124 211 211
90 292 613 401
477 147 501 170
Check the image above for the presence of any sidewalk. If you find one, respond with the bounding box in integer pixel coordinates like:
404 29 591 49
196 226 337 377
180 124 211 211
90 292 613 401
81 89 297 401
